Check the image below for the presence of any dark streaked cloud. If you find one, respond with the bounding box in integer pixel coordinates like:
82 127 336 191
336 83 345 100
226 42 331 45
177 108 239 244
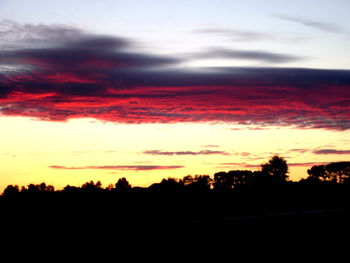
273 14 346 33
0 37 177 72
49 165 184 170
1 22 350 130
312 149 350 155
191 48 303 63
143 150 229 156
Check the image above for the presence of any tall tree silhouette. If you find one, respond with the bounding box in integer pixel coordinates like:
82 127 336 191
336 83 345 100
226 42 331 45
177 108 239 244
260 155 289 184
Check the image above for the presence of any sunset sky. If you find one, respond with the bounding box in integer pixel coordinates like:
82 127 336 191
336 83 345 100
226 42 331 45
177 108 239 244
1 0 350 192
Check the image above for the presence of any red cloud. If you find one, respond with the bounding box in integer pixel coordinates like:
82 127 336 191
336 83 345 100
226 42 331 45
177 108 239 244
2 74 350 129
1 23 350 130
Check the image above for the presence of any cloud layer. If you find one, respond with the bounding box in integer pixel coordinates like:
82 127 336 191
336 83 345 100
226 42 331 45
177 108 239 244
189 47 303 63
273 14 346 33
194 27 273 41
49 165 184 171
1 22 350 130
143 150 229 156
313 149 350 155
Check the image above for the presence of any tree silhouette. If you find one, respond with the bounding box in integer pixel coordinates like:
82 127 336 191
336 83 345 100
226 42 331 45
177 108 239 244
306 165 326 183
307 162 350 184
183 175 194 186
184 175 212 192
149 177 184 192
260 155 289 184
38 183 55 192
325 162 350 184
213 172 229 191
3 184 20 197
115 177 132 191
26 184 41 193
81 180 103 192
63 185 80 193
213 170 256 191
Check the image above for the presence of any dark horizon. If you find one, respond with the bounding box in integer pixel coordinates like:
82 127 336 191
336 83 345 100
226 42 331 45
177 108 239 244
2 155 349 259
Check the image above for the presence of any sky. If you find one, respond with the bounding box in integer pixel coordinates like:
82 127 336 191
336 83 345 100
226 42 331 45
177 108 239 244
0 0 350 191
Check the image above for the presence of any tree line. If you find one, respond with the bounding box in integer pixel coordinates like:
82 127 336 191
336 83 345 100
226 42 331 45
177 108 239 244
2 155 350 197
2 155 349 260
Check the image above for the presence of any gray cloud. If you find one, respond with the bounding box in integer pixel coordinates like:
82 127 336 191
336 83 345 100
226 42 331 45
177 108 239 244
0 20 177 72
49 165 184 170
313 149 350 155
191 47 303 63
273 14 346 33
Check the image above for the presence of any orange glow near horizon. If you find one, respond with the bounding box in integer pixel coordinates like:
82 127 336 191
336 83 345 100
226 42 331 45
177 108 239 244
1 116 349 192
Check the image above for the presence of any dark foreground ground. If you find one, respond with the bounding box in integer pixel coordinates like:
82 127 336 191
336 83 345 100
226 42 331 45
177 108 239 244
1 189 349 260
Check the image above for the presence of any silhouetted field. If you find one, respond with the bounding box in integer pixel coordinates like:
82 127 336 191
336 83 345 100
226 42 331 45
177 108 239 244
1 156 349 259
1 185 349 258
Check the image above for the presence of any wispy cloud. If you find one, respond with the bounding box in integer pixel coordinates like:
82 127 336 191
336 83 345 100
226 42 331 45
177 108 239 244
194 27 272 41
228 162 326 169
49 165 184 170
143 150 229 156
313 149 350 155
189 47 304 64
288 149 309 154
230 127 269 131
217 162 247 167
288 162 329 167
231 152 252 157
273 14 346 34
219 161 329 169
